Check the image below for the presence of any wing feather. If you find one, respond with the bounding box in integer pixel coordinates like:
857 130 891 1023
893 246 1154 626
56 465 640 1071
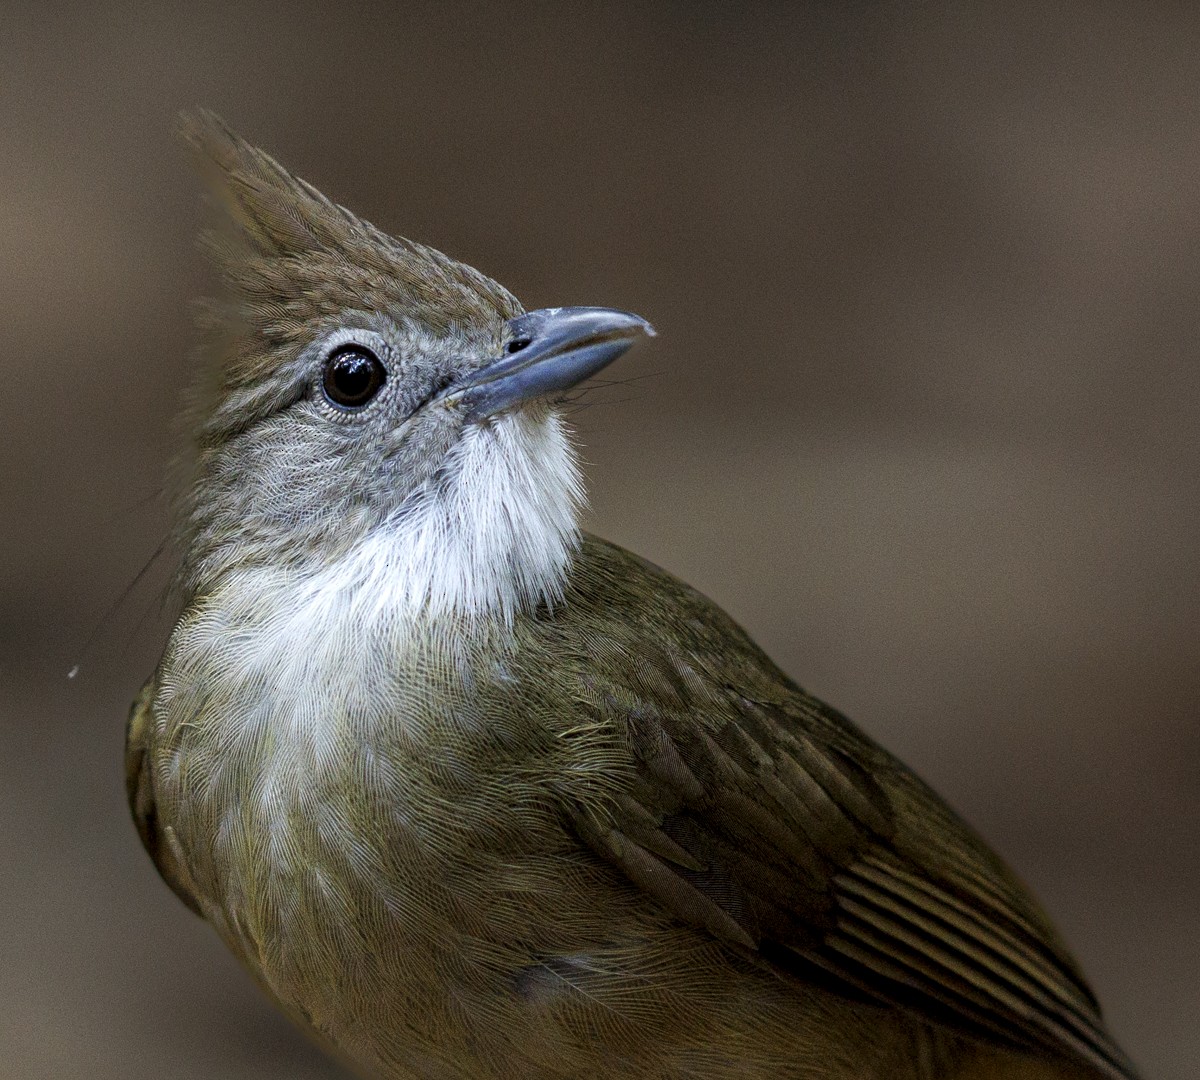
125 678 202 916
561 537 1139 1080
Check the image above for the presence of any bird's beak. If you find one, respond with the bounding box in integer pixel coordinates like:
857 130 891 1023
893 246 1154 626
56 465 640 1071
449 306 654 420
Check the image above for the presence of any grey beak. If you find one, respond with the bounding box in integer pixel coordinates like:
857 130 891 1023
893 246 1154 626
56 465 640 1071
452 307 654 420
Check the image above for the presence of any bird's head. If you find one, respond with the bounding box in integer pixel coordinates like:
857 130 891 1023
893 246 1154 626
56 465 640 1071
175 114 651 623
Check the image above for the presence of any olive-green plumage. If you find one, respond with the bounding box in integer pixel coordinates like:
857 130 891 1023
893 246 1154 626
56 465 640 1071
127 115 1138 1080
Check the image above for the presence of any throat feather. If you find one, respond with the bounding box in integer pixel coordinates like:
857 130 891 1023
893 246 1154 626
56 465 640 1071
332 411 583 624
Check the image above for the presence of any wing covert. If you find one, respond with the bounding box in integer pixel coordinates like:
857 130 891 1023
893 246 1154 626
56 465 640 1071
559 538 1138 1080
126 679 202 916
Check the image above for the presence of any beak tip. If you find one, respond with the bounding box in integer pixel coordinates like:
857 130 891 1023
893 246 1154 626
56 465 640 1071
625 314 656 339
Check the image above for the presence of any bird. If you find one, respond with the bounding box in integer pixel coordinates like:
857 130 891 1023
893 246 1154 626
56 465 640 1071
126 113 1140 1080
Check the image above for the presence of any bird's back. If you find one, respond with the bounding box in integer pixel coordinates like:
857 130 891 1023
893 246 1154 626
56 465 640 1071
512 534 1137 1080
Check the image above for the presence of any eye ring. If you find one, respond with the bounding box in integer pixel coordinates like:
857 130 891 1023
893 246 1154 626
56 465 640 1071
322 344 387 410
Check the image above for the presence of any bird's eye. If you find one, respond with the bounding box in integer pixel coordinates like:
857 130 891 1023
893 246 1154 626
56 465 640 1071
322 345 387 409
506 337 532 355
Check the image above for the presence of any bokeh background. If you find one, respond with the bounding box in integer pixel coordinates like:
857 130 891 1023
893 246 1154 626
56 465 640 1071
2 3 1196 1078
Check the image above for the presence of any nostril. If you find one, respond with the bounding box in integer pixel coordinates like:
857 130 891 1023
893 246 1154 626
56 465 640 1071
506 337 532 355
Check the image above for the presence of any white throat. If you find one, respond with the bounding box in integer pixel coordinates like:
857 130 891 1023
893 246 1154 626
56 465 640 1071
317 409 584 625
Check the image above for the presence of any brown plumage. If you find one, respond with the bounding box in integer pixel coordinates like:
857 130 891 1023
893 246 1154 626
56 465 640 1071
127 115 1139 1080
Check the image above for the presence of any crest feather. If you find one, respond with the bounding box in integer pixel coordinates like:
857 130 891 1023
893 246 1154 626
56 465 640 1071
179 110 522 335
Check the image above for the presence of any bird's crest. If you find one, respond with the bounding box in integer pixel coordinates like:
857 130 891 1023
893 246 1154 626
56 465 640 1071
180 111 521 433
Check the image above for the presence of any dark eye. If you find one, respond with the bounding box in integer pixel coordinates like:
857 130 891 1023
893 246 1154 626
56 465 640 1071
506 336 532 355
322 345 387 409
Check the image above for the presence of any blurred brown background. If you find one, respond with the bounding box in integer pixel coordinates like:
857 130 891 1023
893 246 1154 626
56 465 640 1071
1 2 1195 1078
